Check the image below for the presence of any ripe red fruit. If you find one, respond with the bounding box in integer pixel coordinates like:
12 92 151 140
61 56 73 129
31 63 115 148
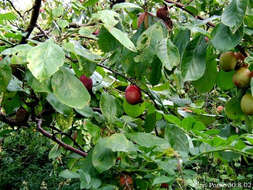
119 175 133 186
232 67 251 88
125 85 142 105
80 75 93 91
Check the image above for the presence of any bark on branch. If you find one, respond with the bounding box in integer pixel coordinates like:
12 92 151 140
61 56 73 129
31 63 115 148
20 0 42 44
36 119 88 157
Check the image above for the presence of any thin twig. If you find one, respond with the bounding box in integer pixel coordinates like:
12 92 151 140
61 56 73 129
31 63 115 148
164 0 215 27
36 119 88 157
49 125 85 152
6 0 24 19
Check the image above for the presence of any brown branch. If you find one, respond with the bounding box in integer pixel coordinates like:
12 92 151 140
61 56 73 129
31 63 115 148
164 0 215 27
20 0 42 44
0 112 27 127
36 119 88 157
49 125 85 152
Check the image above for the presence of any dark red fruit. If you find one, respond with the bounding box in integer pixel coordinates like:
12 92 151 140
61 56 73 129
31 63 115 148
125 85 142 105
80 75 93 91
161 183 169 188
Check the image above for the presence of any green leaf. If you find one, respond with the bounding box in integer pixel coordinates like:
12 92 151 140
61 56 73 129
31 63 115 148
27 39 65 81
98 26 121 52
92 139 116 173
225 97 245 120
216 71 235 90
49 144 61 159
86 120 101 144
59 169 80 179
164 115 181 126
2 44 32 55
92 10 120 27
51 67 90 109
46 93 73 116
63 41 101 62
127 133 170 148
165 125 189 153
173 28 191 58
113 2 142 10
80 171 91 189
221 0 248 29
144 112 157 133
152 176 174 185
181 35 208 82
103 133 137 152
123 99 145 118
156 39 180 71
104 25 137 52
25 71 51 93
84 0 99 6
0 61 12 92
192 47 217 93
147 56 162 85
7 76 25 92
0 13 17 21
100 92 117 122
211 24 244 51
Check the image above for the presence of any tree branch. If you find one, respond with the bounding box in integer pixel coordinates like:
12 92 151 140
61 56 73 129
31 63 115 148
20 0 42 44
6 0 24 19
49 125 85 153
164 0 215 27
36 119 88 157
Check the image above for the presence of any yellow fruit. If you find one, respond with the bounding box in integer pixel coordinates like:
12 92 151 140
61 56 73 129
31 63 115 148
232 67 251 88
241 94 253 115
219 52 237 72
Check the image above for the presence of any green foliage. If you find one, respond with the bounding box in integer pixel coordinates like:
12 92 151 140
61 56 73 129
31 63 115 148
0 0 253 189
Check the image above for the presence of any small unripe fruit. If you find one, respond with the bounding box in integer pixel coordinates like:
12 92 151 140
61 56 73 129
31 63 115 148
232 67 251 88
217 106 224 113
241 94 253 115
80 75 93 91
92 28 100 36
125 85 142 105
219 52 237 72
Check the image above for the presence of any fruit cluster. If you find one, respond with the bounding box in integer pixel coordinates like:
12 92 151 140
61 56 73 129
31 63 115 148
219 52 253 115
79 75 142 105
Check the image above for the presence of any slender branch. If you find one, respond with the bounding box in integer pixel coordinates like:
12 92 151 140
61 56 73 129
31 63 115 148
49 125 85 152
0 112 26 127
6 0 24 19
0 38 15 46
164 0 215 27
190 147 253 160
20 0 42 44
36 119 88 157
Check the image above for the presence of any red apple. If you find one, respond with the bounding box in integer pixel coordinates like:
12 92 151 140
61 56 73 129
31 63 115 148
80 75 93 91
125 85 142 105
